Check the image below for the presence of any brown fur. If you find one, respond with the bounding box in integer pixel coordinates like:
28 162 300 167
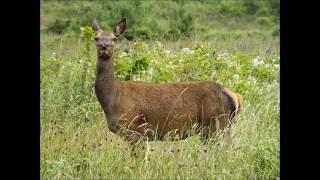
92 18 242 153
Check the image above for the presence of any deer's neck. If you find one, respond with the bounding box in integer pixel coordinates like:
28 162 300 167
95 56 117 110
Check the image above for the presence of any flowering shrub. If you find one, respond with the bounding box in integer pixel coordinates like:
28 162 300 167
112 41 279 102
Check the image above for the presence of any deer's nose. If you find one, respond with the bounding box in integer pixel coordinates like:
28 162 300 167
100 43 108 49
101 42 112 50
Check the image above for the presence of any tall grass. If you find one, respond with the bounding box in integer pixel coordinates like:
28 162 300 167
41 0 279 179
41 34 279 179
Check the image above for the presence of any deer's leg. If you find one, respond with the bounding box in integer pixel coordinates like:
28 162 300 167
122 113 150 157
199 125 214 145
124 130 144 157
200 131 210 145
221 125 234 145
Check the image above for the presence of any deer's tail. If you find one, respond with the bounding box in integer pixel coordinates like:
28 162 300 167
223 88 242 120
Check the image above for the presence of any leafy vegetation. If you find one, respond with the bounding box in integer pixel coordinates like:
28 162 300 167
41 0 279 40
41 0 279 179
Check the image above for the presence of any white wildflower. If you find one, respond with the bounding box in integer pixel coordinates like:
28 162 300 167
164 50 170 54
80 27 85 31
148 68 154 76
217 51 229 60
118 52 128 58
274 64 279 69
133 76 141 81
233 74 239 82
182 48 195 55
247 76 257 84
182 48 190 54
252 58 259 66
252 57 264 66
204 53 209 58
156 41 162 47
52 52 56 56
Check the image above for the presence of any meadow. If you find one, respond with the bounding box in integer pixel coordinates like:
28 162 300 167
41 0 279 179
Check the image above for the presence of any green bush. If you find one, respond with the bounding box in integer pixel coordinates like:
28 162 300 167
166 7 195 40
217 1 246 17
243 0 260 15
272 26 280 37
134 26 153 40
268 0 280 17
42 0 279 40
47 19 71 34
258 17 273 26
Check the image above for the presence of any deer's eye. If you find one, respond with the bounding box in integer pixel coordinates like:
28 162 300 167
112 38 117 41
94 37 99 41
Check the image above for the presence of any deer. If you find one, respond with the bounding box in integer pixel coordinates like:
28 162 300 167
92 18 242 156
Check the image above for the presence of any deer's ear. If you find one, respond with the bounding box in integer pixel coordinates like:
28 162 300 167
92 18 102 33
114 18 126 37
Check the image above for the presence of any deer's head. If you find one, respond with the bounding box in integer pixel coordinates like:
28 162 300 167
92 18 126 58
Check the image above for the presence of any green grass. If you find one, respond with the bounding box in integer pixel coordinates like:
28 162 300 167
41 0 279 179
